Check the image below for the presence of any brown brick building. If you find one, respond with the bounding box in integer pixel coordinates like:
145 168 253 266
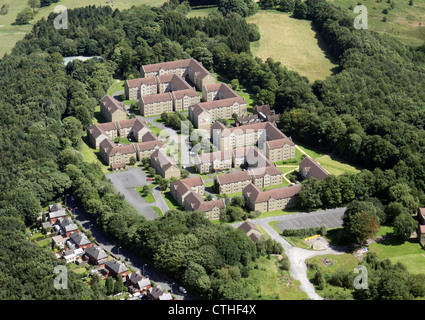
243 183 301 213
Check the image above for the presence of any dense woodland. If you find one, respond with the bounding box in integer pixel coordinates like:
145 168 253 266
1 0 425 300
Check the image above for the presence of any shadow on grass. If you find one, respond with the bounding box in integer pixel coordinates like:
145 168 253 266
325 227 351 247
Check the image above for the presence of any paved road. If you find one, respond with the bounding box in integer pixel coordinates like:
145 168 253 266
65 193 193 300
232 207 347 300
105 167 168 220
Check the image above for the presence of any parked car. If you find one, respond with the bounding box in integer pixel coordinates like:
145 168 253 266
178 286 187 294
147 178 152 181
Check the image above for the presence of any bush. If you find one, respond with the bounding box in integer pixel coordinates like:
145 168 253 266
282 226 327 237
14 7 34 25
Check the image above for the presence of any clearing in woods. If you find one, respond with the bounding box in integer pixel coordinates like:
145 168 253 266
246 10 337 83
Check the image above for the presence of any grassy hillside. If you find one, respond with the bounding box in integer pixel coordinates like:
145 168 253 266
329 0 425 47
0 0 165 57
246 10 337 82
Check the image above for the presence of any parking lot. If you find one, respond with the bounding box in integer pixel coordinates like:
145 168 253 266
273 208 346 232
106 167 168 220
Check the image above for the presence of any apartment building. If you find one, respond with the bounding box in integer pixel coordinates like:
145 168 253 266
189 97 247 131
140 58 216 91
232 146 274 169
243 183 302 213
140 92 174 116
124 77 158 101
215 171 252 195
99 139 138 166
150 148 181 180
299 156 330 181
194 149 233 174
100 95 127 122
214 165 284 195
248 165 284 189
183 191 225 221
211 121 296 162
201 82 239 102
170 176 205 206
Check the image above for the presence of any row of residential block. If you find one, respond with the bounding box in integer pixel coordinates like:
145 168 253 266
42 203 173 300
126 58 250 129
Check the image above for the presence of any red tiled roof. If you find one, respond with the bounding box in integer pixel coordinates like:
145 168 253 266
248 165 283 178
138 139 163 152
172 89 200 99
141 92 173 104
100 95 125 114
243 183 301 204
216 170 250 185
191 96 246 116
299 156 329 181
126 77 157 88
184 191 225 212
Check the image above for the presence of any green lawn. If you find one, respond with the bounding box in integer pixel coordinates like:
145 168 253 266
79 135 111 174
135 184 156 203
114 137 132 145
147 123 162 136
186 5 218 18
152 206 163 217
107 80 125 96
329 0 425 47
256 207 301 220
162 191 181 210
315 155 361 176
246 10 337 82
295 143 323 160
306 253 360 299
368 226 425 275
241 255 308 300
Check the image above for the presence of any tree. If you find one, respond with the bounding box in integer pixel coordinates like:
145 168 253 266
279 0 295 12
344 210 379 244
142 185 150 197
231 195 245 207
129 156 137 166
343 201 380 244
113 276 124 294
293 0 308 19
392 213 417 241
230 79 240 91
28 0 40 12
14 7 34 25
63 116 83 147
313 269 325 290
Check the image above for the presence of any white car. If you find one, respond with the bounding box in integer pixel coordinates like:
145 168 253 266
178 286 187 294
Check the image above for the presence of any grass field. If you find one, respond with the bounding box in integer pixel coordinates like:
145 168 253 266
329 0 425 47
242 255 308 300
0 0 164 57
368 226 425 275
186 5 217 18
315 155 361 176
107 80 124 96
246 10 337 82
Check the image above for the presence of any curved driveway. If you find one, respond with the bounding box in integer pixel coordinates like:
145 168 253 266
232 207 347 300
